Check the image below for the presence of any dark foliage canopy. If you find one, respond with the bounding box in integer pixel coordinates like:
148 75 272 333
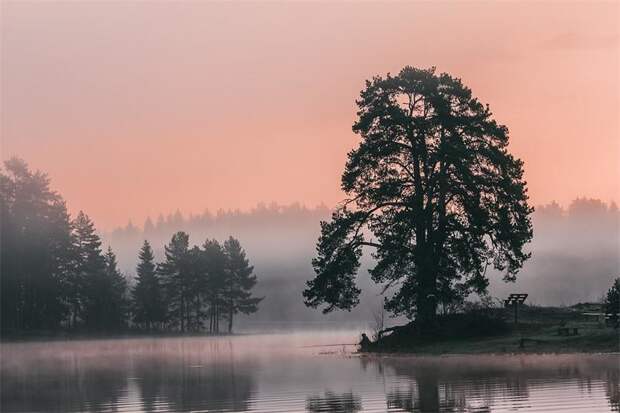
304 67 533 326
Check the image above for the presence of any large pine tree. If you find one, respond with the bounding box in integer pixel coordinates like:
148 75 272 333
304 67 533 334
132 240 166 330
223 237 262 333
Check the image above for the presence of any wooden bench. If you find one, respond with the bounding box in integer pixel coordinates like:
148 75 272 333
605 313 619 328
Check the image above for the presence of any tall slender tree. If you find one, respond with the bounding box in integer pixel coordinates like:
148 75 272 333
77 211 129 331
102 247 129 329
73 211 107 328
132 240 166 330
223 237 263 333
159 232 191 332
303 67 533 334
202 239 227 333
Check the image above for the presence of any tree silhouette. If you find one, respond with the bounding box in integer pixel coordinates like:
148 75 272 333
132 240 166 330
0 158 74 331
1 158 264 335
158 231 191 332
102 247 129 329
202 239 227 333
74 211 108 328
604 278 619 327
78 212 128 331
304 67 533 332
223 237 263 333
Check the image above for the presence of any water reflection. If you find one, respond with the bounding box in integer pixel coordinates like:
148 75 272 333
607 368 620 411
1 337 258 412
363 354 619 412
1 333 619 412
306 391 362 413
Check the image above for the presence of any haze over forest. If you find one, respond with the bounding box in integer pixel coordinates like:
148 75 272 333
103 199 619 327
2 1 618 329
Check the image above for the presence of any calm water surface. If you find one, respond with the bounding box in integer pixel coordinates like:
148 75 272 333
1 331 618 412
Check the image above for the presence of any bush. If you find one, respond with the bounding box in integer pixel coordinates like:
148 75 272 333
604 278 619 327
436 309 511 338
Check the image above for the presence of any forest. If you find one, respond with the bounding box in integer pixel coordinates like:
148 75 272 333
0 158 262 334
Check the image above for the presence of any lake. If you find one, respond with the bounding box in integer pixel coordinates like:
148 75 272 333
1 331 618 412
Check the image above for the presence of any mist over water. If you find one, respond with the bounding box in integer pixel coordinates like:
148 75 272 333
1 332 618 412
103 199 619 327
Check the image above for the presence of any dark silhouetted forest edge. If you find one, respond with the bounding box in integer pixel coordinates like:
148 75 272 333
1 158 262 337
360 303 619 355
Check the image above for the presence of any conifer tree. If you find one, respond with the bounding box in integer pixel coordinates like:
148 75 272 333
0 158 73 331
159 232 191 331
202 239 227 333
76 214 128 330
102 247 129 329
132 240 165 330
73 211 107 327
223 237 263 333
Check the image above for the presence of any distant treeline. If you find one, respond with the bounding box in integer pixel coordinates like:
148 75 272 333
0 158 261 334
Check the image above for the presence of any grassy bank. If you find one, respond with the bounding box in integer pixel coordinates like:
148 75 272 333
364 305 619 355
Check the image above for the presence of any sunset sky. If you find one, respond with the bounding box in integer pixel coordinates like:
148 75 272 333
2 1 618 229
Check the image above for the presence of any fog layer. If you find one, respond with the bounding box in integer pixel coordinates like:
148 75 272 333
103 199 619 327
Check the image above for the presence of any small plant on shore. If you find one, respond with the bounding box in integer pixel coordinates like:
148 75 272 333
604 278 619 328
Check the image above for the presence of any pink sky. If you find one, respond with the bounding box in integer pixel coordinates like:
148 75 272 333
2 1 618 229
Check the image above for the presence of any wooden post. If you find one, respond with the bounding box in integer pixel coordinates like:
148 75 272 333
505 293 528 326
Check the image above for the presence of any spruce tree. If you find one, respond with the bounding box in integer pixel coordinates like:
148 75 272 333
76 214 128 331
132 240 165 330
159 232 191 331
223 237 263 333
73 211 106 328
102 247 129 330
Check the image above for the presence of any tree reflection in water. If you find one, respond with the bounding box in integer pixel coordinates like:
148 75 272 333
1 337 618 413
362 354 619 412
306 391 362 413
1 338 258 413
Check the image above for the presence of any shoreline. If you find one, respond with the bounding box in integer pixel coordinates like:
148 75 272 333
357 349 620 358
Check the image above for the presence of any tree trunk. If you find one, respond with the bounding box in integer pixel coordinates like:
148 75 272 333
416 252 438 335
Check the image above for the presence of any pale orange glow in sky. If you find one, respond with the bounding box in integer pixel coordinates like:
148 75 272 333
2 2 619 229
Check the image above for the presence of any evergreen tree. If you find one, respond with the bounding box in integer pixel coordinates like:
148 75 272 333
102 247 129 329
0 158 73 331
132 240 165 330
604 278 620 328
159 232 191 332
76 214 128 331
73 211 107 328
202 239 227 333
223 237 263 333
186 245 208 331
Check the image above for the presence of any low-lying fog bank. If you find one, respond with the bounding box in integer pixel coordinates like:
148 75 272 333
103 199 619 327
